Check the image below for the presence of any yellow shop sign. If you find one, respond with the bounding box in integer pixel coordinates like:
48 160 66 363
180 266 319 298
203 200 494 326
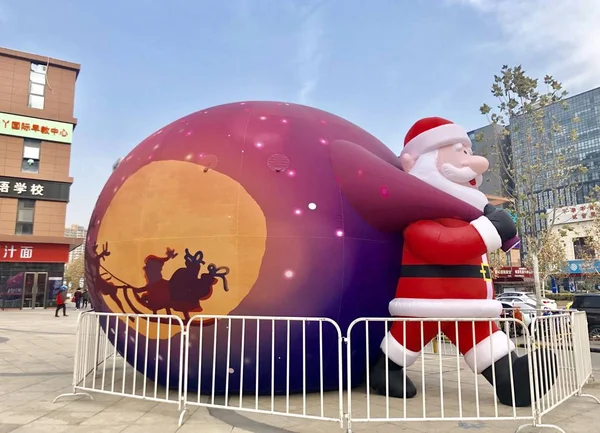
0 112 74 144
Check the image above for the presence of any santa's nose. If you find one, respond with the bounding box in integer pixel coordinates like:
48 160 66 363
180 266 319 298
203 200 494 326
464 155 489 174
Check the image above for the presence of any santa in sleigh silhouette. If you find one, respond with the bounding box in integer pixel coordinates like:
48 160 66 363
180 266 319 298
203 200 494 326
89 243 229 321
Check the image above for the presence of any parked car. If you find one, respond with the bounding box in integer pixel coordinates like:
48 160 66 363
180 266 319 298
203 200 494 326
570 294 600 338
496 291 558 310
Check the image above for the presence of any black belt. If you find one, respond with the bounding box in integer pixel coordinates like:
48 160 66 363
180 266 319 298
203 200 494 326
402 264 492 281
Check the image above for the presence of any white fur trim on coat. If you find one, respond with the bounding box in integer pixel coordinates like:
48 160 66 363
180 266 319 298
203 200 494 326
389 298 503 319
470 215 503 253
463 331 515 374
401 123 471 159
380 331 420 368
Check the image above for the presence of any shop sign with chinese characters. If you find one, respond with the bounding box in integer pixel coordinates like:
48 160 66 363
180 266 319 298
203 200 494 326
0 176 70 202
0 112 74 144
551 203 597 225
0 243 70 263
494 266 534 279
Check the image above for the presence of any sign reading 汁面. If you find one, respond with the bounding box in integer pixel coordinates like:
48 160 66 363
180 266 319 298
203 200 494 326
0 176 70 202
0 243 70 263
0 112 74 144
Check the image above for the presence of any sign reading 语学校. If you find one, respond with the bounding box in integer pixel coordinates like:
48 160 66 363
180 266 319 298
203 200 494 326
0 112 74 144
0 176 70 202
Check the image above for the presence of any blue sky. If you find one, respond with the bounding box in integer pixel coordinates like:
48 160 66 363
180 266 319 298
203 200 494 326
1 0 598 226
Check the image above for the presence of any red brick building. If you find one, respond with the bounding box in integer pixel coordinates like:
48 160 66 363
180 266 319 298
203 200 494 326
0 47 81 309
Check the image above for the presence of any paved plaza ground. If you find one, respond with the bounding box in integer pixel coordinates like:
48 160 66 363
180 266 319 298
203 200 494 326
2 307 600 433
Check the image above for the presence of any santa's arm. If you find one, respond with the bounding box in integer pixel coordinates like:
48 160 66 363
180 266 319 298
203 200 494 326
404 217 502 264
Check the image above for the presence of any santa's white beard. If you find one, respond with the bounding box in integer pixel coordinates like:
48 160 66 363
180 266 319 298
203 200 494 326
409 150 489 212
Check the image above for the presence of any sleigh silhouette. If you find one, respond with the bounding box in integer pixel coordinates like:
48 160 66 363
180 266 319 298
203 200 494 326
87 243 229 322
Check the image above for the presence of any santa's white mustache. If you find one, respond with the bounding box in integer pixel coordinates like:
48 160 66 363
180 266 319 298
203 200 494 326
440 163 481 183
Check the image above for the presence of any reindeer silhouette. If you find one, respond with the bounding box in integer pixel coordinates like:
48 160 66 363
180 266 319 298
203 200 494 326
89 242 140 313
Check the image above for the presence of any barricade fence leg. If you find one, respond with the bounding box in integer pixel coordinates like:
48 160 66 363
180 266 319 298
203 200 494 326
54 311 94 402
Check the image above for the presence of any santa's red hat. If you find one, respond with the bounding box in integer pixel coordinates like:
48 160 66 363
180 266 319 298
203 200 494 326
400 117 471 159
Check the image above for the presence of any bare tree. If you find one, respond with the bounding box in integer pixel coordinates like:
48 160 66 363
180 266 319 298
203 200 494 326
479 65 584 308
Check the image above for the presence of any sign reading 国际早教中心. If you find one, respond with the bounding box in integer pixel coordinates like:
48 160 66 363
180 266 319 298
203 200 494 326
0 176 70 202
0 112 74 144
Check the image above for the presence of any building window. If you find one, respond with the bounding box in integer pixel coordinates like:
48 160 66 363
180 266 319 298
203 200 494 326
22 139 41 173
573 237 595 260
28 63 47 110
15 199 35 235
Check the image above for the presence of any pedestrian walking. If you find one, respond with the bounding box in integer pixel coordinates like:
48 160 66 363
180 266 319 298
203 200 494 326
74 288 83 310
82 289 89 309
55 286 68 317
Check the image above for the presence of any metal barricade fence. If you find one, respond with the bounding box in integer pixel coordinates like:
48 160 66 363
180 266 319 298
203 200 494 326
571 311 595 388
54 311 186 408
178 315 344 428
55 311 599 432
346 317 540 432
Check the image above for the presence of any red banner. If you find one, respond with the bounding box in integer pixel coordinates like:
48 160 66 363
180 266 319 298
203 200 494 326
0 242 69 263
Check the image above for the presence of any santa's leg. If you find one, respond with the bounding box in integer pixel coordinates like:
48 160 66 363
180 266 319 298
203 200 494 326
370 320 438 398
450 321 557 408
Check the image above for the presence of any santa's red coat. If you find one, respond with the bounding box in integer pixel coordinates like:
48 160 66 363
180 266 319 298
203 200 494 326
389 217 501 319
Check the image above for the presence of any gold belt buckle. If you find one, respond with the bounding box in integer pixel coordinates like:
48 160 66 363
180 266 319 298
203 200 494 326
480 263 493 282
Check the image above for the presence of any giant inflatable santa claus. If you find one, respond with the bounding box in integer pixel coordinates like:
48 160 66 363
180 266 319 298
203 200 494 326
368 117 557 408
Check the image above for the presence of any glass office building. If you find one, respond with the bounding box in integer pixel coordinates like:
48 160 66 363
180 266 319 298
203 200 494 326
509 86 600 235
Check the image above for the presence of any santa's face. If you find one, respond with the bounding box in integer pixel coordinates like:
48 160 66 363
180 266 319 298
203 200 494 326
402 144 490 212
436 142 489 188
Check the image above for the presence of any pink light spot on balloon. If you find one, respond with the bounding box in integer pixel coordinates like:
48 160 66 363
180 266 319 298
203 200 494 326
240 102 246 105
259 116 267 120
320 120 327 124
185 154 194 161
186 131 193 136
319 138 328 145
287 170 296 177
227 134 231 137
285 103 290 106
153 144 160 151
147 155 153 160
284 270 295 279
294 208 302 215
380 186 390 197
204 111 209 114
358 169 363 176
281 118 288 124
121 176 125 182
255 142 264 149
335 230 344 237
308 202 317 210
125 155 132 161
179 128 185 133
